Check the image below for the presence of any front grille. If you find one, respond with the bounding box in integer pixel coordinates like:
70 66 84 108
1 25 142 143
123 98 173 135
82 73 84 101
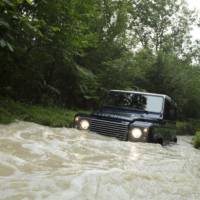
90 118 128 141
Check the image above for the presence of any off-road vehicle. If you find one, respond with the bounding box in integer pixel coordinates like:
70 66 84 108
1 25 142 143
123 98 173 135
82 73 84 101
74 90 177 145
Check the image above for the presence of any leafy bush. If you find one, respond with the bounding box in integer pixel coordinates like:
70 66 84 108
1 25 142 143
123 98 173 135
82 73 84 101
0 97 87 127
0 107 15 124
193 132 200 149
176 121 196 135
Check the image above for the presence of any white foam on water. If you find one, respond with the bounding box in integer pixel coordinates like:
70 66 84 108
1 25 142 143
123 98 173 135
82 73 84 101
0 121 200 200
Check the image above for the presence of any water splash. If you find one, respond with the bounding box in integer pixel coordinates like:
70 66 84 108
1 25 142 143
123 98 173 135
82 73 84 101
0 122 200 200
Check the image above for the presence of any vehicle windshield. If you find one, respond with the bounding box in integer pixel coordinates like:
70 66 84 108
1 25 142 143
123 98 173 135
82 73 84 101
103 92 164 113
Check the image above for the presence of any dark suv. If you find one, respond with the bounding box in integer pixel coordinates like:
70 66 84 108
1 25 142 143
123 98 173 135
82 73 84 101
74 90 177 145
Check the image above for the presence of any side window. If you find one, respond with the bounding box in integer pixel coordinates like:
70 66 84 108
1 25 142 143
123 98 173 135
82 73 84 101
164 99 177 121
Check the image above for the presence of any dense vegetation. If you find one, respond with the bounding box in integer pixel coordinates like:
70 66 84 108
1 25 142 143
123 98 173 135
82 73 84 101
0 96 79 127
0 0 200 147
193 132 200 149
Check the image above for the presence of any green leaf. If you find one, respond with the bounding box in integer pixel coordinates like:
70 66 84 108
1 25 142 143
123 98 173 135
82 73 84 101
6 42 14 52
16 0 32 4
0 39 6 48
0 19 10 29
0 40 14 51
2 0 14 7
25 0 33 4
16 0 23 4
51 26 61 32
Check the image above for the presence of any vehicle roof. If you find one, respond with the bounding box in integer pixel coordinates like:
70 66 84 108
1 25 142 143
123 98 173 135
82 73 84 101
110 90 172 101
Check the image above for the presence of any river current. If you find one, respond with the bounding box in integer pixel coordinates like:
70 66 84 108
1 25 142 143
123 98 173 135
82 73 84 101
0 121 200 200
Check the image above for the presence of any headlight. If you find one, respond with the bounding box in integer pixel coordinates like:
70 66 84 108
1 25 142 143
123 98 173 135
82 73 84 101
131 128 142 139
80 120 90 130
143 128 148 133
75 116 80 122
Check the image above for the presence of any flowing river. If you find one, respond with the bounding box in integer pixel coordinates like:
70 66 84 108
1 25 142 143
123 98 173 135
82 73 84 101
0 121 200 200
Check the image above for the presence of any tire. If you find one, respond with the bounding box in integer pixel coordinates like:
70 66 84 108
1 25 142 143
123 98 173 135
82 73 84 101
156 138 163 145
173 136 177 143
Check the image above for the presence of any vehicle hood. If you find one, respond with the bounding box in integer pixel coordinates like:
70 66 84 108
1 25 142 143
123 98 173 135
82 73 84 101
92 108 161 123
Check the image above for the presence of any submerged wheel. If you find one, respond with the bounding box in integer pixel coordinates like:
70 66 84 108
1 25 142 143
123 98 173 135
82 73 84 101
156 138 163 145
173 136 177 143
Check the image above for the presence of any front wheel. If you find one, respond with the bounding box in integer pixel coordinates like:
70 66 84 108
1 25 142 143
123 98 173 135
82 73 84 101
172 136 177 143
156 138 163 145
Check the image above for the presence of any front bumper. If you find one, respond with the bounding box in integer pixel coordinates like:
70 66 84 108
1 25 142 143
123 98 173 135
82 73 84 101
74 116 149 142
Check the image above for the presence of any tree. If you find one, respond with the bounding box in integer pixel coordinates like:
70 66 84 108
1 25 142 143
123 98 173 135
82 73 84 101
128 0 195 54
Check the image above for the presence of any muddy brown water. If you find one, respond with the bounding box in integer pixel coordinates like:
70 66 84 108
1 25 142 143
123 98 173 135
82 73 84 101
0 121 200 200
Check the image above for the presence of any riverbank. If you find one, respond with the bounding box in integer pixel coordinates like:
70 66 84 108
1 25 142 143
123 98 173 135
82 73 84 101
193 132 200 149
0 97 87 127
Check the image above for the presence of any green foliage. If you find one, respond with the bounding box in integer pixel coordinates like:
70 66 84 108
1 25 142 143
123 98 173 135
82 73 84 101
193 132 200 149
0 97 85 127
176 121 196 135
0 107 15 124
1 0 200 121
128 0 194 53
